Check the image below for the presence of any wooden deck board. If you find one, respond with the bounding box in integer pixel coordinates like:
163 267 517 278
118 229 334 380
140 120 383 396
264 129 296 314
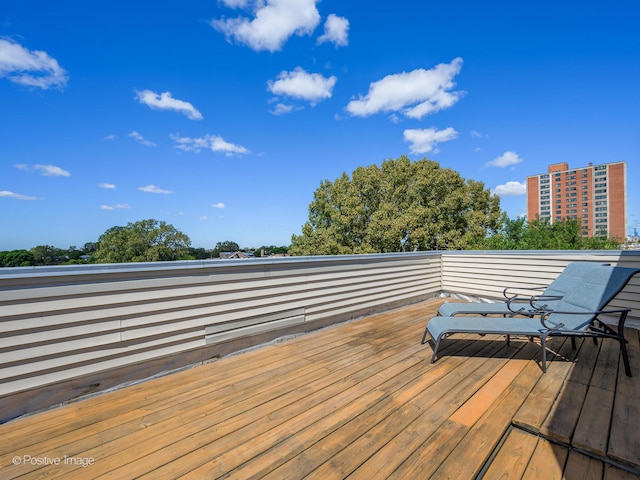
1 298 639 479
481 427 539 480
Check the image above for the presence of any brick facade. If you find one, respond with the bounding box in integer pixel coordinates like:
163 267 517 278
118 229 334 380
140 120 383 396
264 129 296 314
526 162 627 240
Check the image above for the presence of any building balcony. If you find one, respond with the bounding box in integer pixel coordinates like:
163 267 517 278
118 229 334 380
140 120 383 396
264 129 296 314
1 251 639 478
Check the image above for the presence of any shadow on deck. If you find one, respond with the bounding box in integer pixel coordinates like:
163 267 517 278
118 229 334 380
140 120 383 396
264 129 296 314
1 298 639 479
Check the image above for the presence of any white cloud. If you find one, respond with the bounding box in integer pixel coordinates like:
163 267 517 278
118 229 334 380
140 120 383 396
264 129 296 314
270 103 295 115
493 181 526 196
170 133 250 156
128 130 156 147
220 0 249 7
135 90 203 120
317 14 349 47
138 185 173 194
0 190 37 200
485 151 523 168
470 130 487 138
403 127 458 154
103 134 116 141
346 58 464 119
0 38 68 90
15 163 70 177
98 183 116 189
212 202 225 209
212 0 321 52
267 67 336 106
100 203 131 210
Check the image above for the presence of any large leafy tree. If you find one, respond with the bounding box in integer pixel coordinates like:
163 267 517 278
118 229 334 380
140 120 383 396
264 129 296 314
93 219 191 263
290 155 504 255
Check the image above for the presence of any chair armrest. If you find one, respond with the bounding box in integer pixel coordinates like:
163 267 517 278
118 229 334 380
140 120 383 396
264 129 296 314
528 294 563 310
540 308 632 332
502 285 546 299
504 294 562 315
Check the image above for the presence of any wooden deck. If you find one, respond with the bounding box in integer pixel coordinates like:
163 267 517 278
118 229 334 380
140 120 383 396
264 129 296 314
1 298 639 479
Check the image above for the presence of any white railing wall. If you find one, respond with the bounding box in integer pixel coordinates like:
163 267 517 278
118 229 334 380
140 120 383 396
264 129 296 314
440 251 640 315
0 253 440 422
1 250 639 422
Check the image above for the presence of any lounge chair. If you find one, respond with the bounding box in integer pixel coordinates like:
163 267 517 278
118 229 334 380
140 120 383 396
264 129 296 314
437 261 605 317
423 264 640 376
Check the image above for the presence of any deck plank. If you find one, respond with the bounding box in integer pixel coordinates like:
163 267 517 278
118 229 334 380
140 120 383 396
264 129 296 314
480 427 539 479
563 450 604 480
572 337 621 457
607 328 640 468
520 437 568 480
512 337 578 432
428 343 544 479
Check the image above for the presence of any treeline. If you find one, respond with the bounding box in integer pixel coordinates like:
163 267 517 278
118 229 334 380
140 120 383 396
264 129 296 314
0 216 620 268
473 217 620 250
0 220 290 267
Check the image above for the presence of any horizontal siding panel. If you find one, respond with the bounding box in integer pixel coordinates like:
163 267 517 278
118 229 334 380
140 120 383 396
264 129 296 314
0 336 205 396
205 314 306 345
0 330 204 388
0 331 122 365
0 319 121 350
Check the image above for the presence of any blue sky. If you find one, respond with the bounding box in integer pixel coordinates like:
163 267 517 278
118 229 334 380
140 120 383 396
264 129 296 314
1 1 638 251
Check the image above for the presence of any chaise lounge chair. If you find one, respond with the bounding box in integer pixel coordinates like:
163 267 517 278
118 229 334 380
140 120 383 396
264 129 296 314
437 261 605 317
423 264 640 376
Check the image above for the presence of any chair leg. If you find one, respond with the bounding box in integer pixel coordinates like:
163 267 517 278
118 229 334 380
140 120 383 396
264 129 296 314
430 336 443 364
421 326 429 345
620 338 632 377
540 335 547 373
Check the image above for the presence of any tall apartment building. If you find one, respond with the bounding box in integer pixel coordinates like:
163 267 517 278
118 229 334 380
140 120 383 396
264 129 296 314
526 161 627 240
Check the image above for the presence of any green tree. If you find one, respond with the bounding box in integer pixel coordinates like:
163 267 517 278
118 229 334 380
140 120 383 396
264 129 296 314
92 219 191 263
30 245 67 265
0 249 35 267
290 155 504 255
254 245 289 257
479 216 620 250
211 241 240 258
184 247 210 260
